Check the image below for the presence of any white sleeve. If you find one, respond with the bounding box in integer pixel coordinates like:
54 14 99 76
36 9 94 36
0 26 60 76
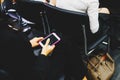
87 1 99 34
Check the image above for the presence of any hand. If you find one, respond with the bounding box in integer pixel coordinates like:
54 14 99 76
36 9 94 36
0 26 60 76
99 8 110 14
41 38 55 56
49 0 56 6
44 0 49 3
1 0 4 4
30 37 44 48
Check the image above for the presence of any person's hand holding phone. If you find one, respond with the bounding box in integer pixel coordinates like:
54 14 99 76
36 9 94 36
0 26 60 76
30 37 44 48
41 38 55 56
39 32 61 47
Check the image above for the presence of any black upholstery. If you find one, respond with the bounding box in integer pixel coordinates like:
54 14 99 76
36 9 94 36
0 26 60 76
15 0 45 24
15 0 50 34
42 3 110 56
15 0 110 56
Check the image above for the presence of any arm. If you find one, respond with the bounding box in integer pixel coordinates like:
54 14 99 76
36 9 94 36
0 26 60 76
24 36 55 80
33 38 55 80
49 0 56 6
87 0 99 34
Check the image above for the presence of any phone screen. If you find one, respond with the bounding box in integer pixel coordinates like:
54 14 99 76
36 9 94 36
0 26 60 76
39 33 61 47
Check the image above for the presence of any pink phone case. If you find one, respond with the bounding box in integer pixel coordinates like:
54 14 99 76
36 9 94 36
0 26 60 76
39 32 61 47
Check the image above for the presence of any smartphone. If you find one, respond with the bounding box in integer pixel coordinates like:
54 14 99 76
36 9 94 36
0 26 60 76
39 32 61 47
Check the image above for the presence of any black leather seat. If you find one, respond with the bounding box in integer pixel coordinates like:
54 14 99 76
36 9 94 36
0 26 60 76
15 0 45 24
41 3 110 56
15 0 110 56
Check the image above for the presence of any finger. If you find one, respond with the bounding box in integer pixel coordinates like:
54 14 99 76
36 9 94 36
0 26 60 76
44 38 50 46
38 37 44 40
37 37 44 42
